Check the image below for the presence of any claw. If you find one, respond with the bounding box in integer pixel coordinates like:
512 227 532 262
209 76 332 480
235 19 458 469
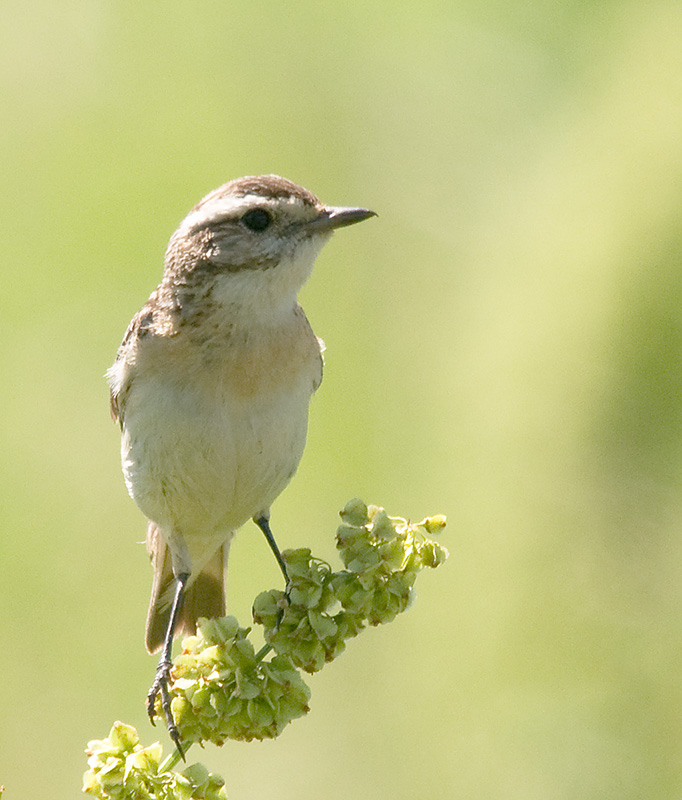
147 658 185 760
145 571 190 761
275 580 292 627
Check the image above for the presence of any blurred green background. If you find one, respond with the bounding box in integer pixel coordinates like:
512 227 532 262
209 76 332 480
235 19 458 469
2 1 682 797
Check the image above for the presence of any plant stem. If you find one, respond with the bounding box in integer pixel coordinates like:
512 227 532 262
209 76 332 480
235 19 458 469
255 643 273 662
159 743 189 774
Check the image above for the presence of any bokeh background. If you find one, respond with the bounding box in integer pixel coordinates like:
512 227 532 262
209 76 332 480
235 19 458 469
2 1 682 797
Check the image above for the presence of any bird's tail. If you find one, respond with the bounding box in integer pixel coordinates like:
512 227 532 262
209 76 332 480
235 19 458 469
144 522 228 654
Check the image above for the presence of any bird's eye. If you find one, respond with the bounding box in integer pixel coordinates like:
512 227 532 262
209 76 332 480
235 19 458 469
241 208 272 232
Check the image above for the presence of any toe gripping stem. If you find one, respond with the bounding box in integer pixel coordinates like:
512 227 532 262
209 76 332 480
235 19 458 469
146 571 190 761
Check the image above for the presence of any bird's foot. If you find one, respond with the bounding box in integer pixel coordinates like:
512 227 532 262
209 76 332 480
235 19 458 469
275 579 293 627
147 658 185 760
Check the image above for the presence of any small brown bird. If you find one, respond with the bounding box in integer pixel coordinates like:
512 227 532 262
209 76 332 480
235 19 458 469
107 175 375 753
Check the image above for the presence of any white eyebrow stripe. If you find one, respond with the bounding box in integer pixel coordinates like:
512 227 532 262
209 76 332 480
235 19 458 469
179 192 314 234
179 196 246 233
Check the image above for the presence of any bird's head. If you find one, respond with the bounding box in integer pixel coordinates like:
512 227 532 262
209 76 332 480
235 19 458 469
164 175 375 320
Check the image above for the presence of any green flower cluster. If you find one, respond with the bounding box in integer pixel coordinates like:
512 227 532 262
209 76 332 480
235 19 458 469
158 500 447 746
88 500 447 796
252 550 351 673
253 499 448 672
83 721 225 800
162 616 310 745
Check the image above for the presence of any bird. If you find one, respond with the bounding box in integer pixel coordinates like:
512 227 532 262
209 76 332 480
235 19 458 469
107 174 375 754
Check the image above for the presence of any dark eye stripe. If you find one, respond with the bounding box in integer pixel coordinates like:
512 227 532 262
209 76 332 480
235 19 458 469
241 208 272 232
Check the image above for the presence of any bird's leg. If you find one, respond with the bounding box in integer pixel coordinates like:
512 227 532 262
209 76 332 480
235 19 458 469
146 571 190 760
254 515 291 615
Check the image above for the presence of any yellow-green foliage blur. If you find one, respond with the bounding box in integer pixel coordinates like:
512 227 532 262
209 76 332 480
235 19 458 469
2 2 681 798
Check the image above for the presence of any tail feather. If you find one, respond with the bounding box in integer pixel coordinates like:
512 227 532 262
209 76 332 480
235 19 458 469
144 523 228 654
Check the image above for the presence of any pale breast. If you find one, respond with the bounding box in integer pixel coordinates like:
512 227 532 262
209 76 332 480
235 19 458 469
119 305 322 571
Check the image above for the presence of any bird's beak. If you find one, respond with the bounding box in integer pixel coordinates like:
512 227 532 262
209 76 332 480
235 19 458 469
309 206 377 232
